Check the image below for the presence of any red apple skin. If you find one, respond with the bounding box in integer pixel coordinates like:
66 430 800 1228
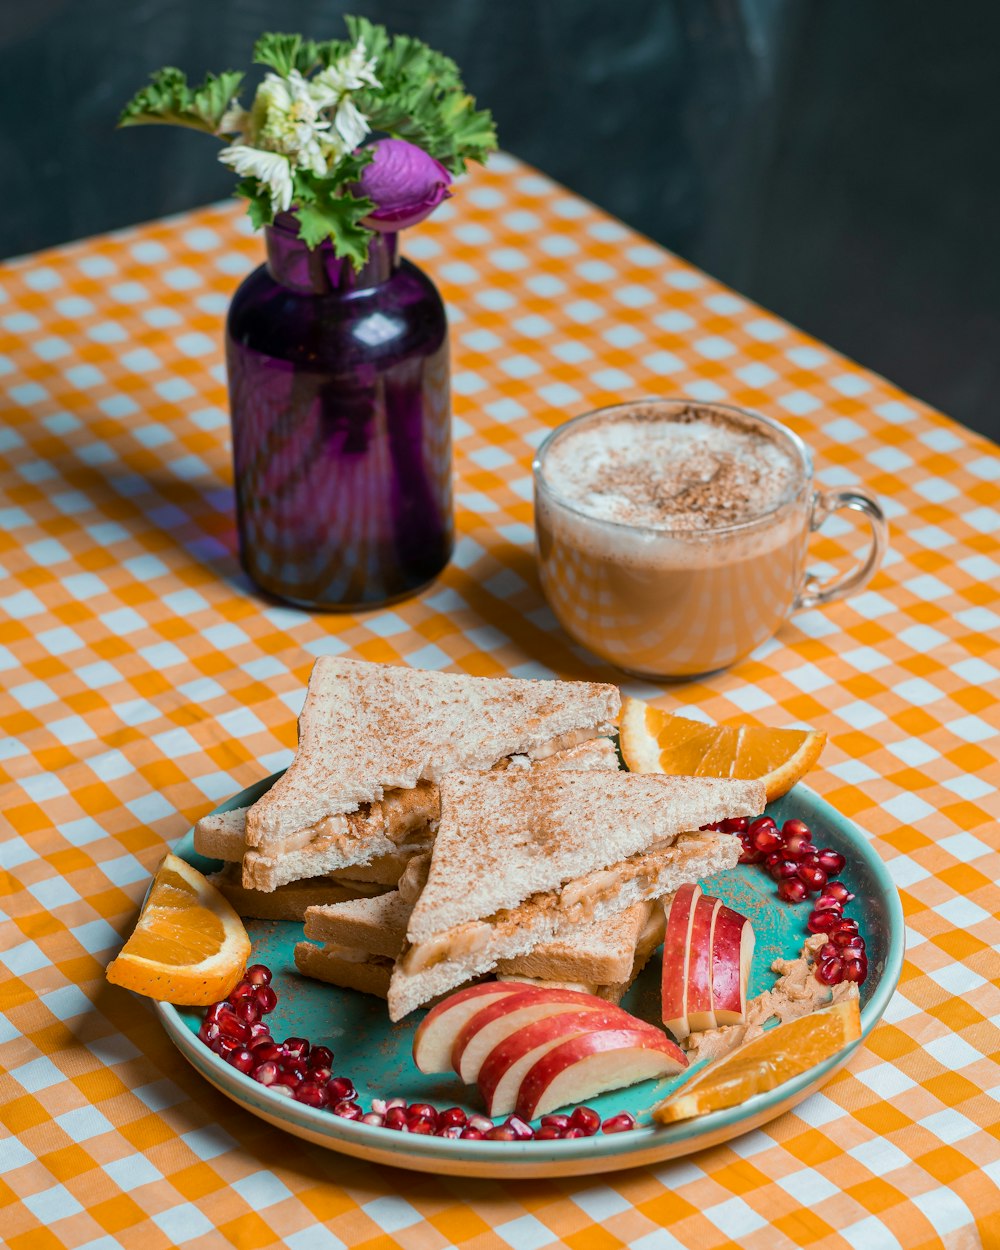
477 1009 666 1116
685 895 722 1033
515 1027 688 1120
711 906 755 1026
661 883 701 1039
412 982 526 1073
452 987 632 1084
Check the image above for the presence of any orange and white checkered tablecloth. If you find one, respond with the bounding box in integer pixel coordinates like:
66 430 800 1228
1 152 998 1249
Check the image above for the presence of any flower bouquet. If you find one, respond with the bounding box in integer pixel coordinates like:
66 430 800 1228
120 19 497 611
120 16 496 267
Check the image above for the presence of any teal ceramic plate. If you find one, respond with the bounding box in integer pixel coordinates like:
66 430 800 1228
155 778 903 1178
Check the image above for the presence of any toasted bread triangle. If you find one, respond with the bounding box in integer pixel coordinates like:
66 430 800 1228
244 659 619 847
407 770 764 942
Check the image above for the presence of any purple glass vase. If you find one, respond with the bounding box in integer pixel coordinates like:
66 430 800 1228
225 217 452 609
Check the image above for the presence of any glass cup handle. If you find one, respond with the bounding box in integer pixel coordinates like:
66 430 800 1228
794 487 889 611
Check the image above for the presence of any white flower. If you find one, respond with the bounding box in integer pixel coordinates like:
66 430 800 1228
312 38 380 102
218 144 294 212
252 70 331 158
332 97 370 151
217 101 249 137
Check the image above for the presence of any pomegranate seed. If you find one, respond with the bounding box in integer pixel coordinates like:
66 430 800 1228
752 825 783 854
602 1112 637 1134
295 1082 329 1107
535 1126 563 1140
818 942 840 963
842 959 868 984
384 1106 409 1128
749 815 778 837
232 1000 259 1026
332 1100 362 1120
218 1015 250 1044
486 1126 516 1140
362 1112 385 1127
817 849 846 875
815 958 844 985
249 1021 271 1044
467 1114 494 1134
770 860 801 883
841 944 866 964
273 1074 300 1093
370 1099 388 1116
229 980 255 1004
385 1096 407 1109
781 833 815 862
738 846 764 865
407 1102 438 1122
253 985 277 1015
778 878 809 903
720 816 749 834
310 1046 334 1070
246 964 272 986
270 1083 294 1097
437 1125 464 1138
281 1056 309 1077
204 1002 229 1026
540 1114 571 1129
251 1041 282 1063
831 918 860 939
409 1120 434 1135
281 1037 309 1060
813 894 843 914
439 1107 467 1128
278 1068 303 1088
570 1106 601 1135
563 1128 586 1138
327 1076 356 1102
310 1067 332 1085
199 1020 221 1045
823 881 854 904
228 1047 256 1074
505 1116 534 1140
782 818 811 839
798 864 828 892
837 935 866 953
808 912 843 936
460 1127 484 1140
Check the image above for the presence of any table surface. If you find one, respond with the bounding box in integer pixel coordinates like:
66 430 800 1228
1 152 998 1250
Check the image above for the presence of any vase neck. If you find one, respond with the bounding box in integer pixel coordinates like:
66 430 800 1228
265 217 398 293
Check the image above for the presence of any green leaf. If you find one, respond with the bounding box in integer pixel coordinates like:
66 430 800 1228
342 18 497 174
293 181 376 270
233 178 274 230
252 32 300 77
119 67 244 134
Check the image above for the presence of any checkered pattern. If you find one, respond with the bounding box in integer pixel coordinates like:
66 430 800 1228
1 151 998 1249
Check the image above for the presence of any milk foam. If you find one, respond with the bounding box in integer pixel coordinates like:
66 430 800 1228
541 405 802 531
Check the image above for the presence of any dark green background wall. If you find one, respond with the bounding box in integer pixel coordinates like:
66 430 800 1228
3 0 998 442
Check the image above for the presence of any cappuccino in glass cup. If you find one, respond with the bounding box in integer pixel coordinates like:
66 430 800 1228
533 399 887 679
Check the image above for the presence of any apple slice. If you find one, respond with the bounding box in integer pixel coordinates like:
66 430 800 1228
412 982 527 1073
477 1009 666 1117
685 894 723 1033
515 1027 688 1120
661 883 701 1040
452 987 635 1085
711 905 755 1027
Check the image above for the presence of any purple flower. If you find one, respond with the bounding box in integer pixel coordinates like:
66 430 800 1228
358 138 452 232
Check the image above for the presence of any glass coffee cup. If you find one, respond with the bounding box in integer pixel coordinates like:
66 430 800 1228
533 399 888 679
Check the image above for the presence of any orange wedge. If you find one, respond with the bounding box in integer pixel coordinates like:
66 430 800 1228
106 852 251 1005
653 998 861 1123
619 698 825 801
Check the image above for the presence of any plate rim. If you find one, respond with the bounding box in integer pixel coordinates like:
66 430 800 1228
155 776 904 1170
